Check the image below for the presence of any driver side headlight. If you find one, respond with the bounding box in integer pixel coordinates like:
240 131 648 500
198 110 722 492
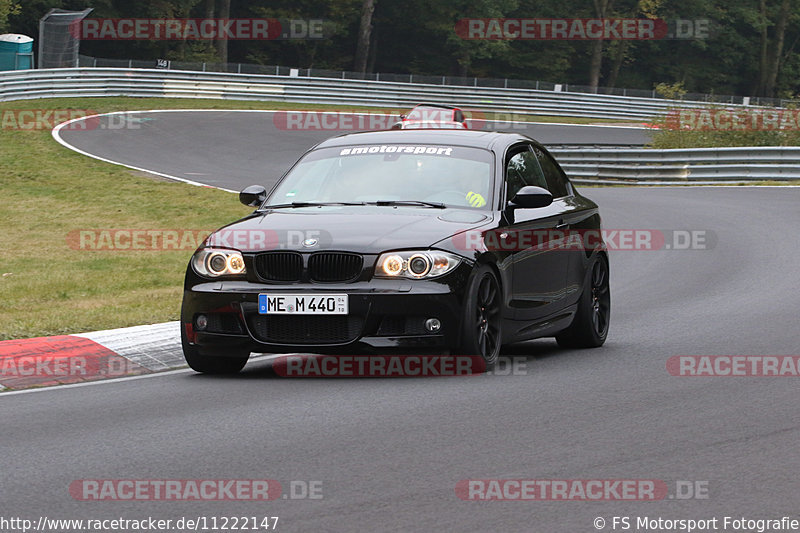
191 248 247 278
374 250 462 279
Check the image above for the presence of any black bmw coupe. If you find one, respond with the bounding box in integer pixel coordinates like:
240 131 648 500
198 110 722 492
181 129 610 373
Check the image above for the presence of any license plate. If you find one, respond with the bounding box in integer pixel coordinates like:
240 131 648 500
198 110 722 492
258 294 348 315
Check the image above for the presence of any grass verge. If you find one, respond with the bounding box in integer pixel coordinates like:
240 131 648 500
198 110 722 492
647 106 800 148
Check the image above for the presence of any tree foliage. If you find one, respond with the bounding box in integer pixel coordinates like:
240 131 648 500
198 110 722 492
0 0 20 32
5 0 800 97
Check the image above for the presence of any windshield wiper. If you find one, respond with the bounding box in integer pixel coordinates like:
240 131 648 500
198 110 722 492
263 201 367 209
369 200 447 209
262 200 447 209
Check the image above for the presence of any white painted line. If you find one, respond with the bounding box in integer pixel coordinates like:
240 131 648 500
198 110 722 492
71 321 180 339
0 367 194 396
0 353 285 396
52 111 239 193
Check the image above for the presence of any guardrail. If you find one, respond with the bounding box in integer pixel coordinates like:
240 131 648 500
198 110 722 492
548 146 800 183
78 54 791 108
0 67 752 121
1 68 796 183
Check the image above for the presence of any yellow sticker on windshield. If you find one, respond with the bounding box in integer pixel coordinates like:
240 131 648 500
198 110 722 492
467 191 486 207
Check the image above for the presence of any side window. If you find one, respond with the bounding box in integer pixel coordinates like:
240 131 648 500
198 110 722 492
533 146 570 198
505 147 547 202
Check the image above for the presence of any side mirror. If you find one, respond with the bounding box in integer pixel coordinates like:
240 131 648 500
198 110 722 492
239 185 267 207
399 114 407 120
508 186 553 209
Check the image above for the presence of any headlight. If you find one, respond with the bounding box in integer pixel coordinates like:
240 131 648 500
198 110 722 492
374 250 462 279
191 248 247 278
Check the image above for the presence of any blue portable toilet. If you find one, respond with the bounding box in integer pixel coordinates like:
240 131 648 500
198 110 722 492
0 34 35 71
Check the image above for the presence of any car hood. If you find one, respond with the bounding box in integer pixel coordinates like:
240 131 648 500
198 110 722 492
207 206 493 255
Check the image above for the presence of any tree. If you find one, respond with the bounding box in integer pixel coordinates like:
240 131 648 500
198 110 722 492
0 0 20 33
762 0 793 96
423 0 518 77
353 0 375 73
6 0 800 98
217 0 230 65
588 0 612 90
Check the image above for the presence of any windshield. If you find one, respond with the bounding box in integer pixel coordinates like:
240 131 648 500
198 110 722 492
267 144 494 209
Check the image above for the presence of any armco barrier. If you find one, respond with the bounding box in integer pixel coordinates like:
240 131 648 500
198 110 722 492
549 146 800 183
0 67 751 120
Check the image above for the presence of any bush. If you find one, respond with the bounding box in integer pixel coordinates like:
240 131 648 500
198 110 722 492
654 82 687 101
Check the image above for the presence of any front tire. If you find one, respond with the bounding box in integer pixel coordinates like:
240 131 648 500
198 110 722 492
181 328 249 374
460 264 502 370
556 254 610 348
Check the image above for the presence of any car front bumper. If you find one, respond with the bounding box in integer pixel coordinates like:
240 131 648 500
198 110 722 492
181 265 472 356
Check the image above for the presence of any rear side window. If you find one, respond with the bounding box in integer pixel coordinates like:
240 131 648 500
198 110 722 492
505 148 547 202
533 146 570 198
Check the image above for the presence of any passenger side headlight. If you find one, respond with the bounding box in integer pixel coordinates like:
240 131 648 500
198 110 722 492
374 250 462 279
191 248 247 278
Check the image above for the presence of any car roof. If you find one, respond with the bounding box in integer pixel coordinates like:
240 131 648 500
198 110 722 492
410 103 461 110
314 129 532 151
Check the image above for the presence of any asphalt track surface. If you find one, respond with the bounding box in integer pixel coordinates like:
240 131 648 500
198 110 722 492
4 112 799 532
57 110 651 191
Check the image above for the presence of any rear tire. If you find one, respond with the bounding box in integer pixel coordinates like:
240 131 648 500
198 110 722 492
556 254 610 349
182 327 249 374
459 264 502 370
